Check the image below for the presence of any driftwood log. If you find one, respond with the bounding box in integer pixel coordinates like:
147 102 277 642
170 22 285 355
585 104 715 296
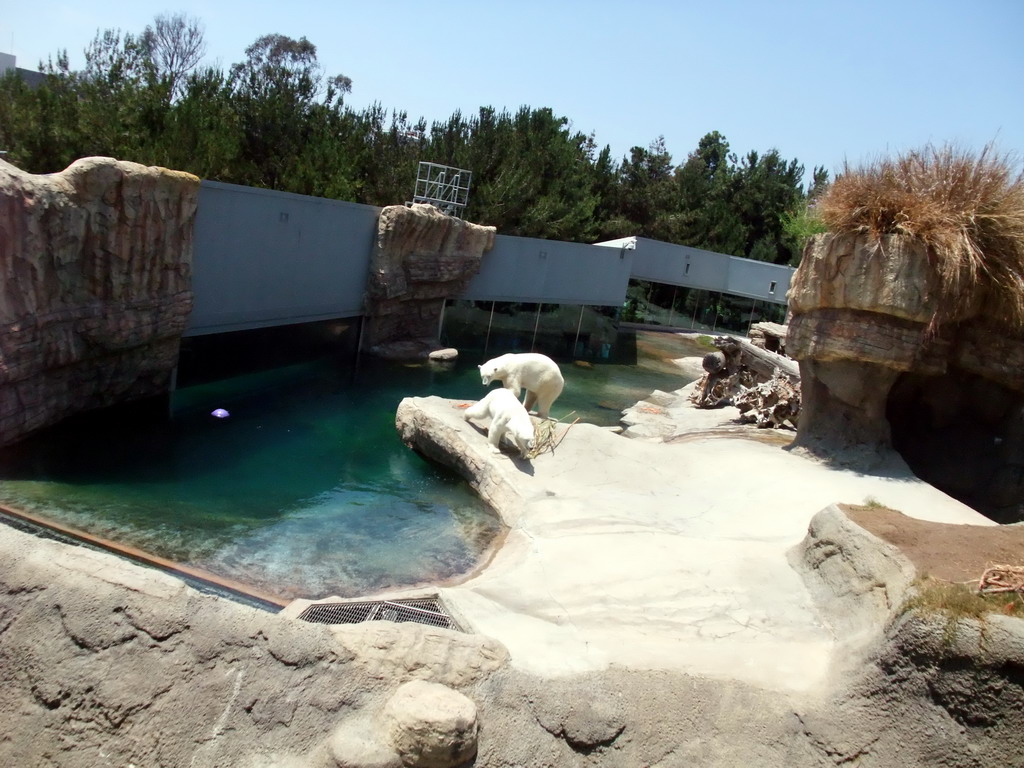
689 333 801 428
691 338 752 408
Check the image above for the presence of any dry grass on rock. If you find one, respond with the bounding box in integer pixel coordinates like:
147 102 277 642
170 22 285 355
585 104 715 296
903 578 1023 621
817 143 1024 328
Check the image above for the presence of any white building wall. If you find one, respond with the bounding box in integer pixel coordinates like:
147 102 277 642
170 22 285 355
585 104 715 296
187 182 379 336
462 234 633 306
188 182 795 338
597 236 794 304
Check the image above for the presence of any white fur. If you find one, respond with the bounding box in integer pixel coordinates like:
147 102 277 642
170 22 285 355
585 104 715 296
478 353 564 419
463 388 536 458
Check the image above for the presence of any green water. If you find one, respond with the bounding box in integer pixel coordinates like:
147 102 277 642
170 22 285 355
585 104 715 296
0 334 699 600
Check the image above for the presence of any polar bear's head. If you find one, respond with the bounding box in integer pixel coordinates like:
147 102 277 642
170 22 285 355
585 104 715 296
478 362 498 386
478 354 510 386
511 425 536 459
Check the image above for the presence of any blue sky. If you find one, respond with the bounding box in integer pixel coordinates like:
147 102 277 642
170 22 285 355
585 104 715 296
3 1 1022 182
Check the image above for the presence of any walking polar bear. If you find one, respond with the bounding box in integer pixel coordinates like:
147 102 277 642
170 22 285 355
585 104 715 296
478 353 564 419
463 388 536 458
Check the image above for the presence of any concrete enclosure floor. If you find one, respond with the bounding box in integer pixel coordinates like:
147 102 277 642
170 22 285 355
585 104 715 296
396 390 992 692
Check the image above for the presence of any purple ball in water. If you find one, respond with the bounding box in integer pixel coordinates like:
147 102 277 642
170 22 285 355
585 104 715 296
211 408 230 419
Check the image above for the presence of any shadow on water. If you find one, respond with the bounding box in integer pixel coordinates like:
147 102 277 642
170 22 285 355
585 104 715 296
0 326 702 599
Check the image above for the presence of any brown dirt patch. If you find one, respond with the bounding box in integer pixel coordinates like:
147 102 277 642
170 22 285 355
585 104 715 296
843 504 1024 584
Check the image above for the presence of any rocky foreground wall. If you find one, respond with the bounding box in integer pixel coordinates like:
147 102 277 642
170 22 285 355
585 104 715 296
363 204 495 359
0 157 199 446
5 487 1022 766
790 505 1024 766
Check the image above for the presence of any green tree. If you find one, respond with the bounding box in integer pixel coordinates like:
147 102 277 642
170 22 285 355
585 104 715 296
613 137 679 241
675 131 745 254
732 148 805 264
348 105 426 206
588 141 621 240
158 66 241 180
0 15 817 256
0 55 84 172
74 28 169 162
781 165 830 264
228 33 352 190
0 29 169 173
673 132 810 263
425 106 599 239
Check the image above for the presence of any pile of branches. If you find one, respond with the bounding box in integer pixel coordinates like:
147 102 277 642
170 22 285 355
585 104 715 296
733 370 801 429
689 339 747 408
689 336 801 429
528 411 579 459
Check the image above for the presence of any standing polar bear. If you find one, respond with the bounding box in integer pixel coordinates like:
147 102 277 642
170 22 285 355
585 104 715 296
478 352 564 419
463 388 536 458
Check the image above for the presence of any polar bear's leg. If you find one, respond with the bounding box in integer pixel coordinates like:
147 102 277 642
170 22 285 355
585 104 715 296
535 380 564 419
487 415 508 455
523 390 538 413
535 398 550 419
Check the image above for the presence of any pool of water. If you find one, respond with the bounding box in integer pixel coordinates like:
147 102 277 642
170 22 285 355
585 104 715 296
0 331 701 600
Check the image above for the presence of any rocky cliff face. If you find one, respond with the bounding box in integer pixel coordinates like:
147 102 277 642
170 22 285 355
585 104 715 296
787 233 1024 522
363 204 495 359
0 157 199 446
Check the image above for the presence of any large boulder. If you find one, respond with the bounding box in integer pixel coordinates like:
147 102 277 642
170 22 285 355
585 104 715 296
363 204 494 359
787 233 1024 521
0 157 199 446
381 680 478 768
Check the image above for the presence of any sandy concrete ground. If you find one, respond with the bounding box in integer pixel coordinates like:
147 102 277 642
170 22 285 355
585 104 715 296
398 393 993 693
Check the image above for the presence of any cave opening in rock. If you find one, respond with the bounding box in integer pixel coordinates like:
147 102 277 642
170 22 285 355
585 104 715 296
887 369 1024 524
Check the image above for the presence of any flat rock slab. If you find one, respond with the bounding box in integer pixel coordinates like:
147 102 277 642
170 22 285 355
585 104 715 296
397 396 992 691
428 347 459 362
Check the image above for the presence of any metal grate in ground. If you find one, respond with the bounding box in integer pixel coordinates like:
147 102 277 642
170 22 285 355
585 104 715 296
297 597 463 632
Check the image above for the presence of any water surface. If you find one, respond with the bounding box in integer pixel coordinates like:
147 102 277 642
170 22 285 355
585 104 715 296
0 332 700 599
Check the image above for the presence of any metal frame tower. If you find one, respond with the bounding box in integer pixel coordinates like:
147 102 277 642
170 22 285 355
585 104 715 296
408 162 472 218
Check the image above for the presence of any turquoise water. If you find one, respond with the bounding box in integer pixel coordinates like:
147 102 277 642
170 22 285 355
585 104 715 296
0 337 697 600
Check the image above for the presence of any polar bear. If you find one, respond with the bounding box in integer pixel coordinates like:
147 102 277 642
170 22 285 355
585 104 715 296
464 388 536 458
478 352 564 419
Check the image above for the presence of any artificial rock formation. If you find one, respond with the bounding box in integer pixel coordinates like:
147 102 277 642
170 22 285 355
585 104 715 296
0 157 199 446
787 233 1024 521
382 680 478 768
786 233 944 451
363 204 495 360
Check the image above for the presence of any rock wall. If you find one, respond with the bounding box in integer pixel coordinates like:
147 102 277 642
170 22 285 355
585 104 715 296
793 609 1024 768
0 521 504 768
786 233 945 452
788 505 1024 767
787 233 1024 521
363 204 495 359
0 157 199 446
789 504 916 653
